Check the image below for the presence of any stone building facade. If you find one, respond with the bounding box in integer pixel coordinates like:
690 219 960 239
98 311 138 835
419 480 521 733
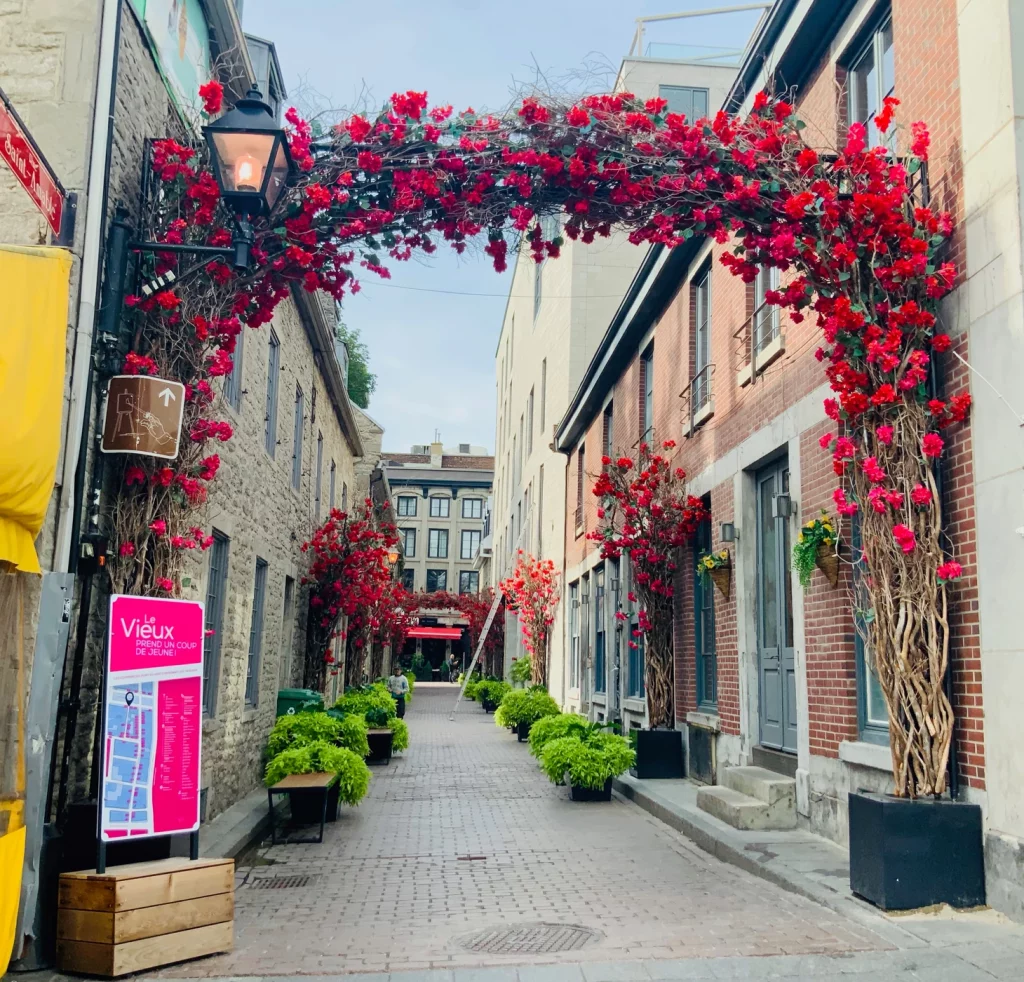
0 0 367 876
553 0 1024 920
382 442 493 598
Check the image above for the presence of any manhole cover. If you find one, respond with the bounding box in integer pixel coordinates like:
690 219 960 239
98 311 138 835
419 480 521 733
245 873 317 889
459 922 599 955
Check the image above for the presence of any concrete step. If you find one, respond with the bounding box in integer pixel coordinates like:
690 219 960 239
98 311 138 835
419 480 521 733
722 765 796 807
696 783 797 831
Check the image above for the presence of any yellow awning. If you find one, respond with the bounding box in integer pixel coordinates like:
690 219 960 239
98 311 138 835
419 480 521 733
0 245 72 573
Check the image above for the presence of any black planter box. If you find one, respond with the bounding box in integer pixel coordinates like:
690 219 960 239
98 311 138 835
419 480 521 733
630 728 685 779
849 791 985 910
289 783 340 825
569 778 613 802
517 720 532 742
481 698 497 713
366 728 394 764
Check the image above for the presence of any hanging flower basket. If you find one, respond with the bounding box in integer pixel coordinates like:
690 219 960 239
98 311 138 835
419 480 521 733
697 550 731 601
709 565 731 601
815 541 841 588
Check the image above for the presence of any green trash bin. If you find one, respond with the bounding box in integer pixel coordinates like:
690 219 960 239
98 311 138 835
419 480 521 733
276 688 324 717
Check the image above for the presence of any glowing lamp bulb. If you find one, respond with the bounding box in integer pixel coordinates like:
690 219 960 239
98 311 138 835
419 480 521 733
233 153 261 191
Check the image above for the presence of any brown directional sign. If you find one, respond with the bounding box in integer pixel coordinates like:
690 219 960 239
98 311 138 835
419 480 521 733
101 375 185 460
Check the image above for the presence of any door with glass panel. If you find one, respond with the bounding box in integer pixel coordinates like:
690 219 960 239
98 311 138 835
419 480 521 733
756 461 797 752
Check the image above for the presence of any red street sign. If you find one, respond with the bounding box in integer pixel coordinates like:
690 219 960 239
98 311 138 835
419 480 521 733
0 86 66 238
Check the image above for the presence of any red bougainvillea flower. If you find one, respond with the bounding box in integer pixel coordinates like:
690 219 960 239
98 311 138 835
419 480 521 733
149 519 167 536
833 486 859 517
119 542 135 557
199 80 223 116
922 432 945 458
892 524 917 553
874 95 900 133
124 465 146 486
911 484 932 506
876 425 894 445
936 561 963 581
155 577 174 592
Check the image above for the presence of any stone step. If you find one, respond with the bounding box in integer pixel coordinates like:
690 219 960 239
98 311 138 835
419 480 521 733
722 765 796 807
696 784 797 831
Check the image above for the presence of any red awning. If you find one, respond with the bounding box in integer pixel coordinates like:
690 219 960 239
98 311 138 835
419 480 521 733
407 627 463 640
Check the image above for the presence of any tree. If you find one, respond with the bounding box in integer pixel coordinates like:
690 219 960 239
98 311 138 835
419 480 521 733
335 321 376 409
500 553 560 687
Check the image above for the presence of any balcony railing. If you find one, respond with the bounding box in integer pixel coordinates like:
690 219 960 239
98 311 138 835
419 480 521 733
733 300 784 387
680 363 715 437
574 505 584 539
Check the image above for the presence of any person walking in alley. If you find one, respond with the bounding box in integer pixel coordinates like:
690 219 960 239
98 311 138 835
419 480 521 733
387 666 409 718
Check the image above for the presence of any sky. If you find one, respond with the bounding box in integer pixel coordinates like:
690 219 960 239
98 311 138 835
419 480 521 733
240 0 765 454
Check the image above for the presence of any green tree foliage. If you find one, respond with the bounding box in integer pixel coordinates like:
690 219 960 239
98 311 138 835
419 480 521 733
336 321 377 409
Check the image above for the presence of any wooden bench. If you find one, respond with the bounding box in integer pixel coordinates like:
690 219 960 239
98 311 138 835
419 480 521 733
267 772 339 844
366 728 394 765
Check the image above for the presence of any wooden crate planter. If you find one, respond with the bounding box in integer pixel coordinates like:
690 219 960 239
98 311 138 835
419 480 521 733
366 727 394 764
57 857 233 977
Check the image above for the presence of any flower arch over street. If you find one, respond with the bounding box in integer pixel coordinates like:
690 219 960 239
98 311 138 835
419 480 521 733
110 82 966 799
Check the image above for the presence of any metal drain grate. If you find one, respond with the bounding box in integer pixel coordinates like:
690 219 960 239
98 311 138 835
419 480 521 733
245 873 317 889
459 922 599 955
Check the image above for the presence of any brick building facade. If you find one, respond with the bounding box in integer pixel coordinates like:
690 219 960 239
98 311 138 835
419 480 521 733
554 0 1024 917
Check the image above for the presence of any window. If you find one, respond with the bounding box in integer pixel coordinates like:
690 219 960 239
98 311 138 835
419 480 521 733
848 12 895 150
527 386 535 456
569 582 580 689
429 496 450 518
428 528 449 558
694 269 711 409
278 575 295 686
461 529 481 559
540 358 547 432
291 385 303 489
627 620 646 699
314 432 324 520
602 403 614 465
426 568 447 592
329 460 336 509
511 436 517 490
575 444 585 533
245 558 268 706
533 255 543 319
397 495 417 517
536 464 544 555
695 502 717 708
659 84 709 121
342 482 348 513
462 497 483 519
753 265 780 356
640 344 654 444
459 570 479 594
517 415 524 482
401 568 415 590
264 331 280 456
401 528 416 557
594 566 606 693
203 531 229 715
852 512 889 742
224 326 244 410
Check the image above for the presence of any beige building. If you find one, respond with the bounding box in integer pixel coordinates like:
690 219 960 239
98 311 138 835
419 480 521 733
492 47 737 704
382 442 493 598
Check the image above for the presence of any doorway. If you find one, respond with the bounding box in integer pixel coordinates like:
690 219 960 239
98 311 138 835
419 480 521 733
755 460 797 753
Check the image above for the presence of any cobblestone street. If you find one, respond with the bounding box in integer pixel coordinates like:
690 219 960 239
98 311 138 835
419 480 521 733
147 684 921 978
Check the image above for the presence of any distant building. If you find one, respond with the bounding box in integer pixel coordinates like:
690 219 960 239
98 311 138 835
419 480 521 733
381 442 494 597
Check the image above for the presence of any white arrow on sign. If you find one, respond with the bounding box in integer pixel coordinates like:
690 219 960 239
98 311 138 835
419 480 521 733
157 387 177 408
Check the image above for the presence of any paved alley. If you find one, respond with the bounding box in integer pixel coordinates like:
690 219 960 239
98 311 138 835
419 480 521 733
139 683 1020 980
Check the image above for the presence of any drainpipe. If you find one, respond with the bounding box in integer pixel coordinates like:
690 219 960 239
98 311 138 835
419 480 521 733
54 0 123 575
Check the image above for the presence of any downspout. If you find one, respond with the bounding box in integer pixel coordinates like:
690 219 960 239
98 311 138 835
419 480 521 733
53 0 122 574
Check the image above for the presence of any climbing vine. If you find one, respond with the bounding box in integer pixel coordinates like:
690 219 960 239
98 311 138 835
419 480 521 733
106 81 966 797
500 553 560 687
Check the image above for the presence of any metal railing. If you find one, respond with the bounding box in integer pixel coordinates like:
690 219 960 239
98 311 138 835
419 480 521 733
680 363 715 436
732 299 780 385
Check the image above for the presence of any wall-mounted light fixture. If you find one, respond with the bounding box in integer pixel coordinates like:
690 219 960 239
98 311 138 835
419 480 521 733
720 522 737 543
773 493 794 519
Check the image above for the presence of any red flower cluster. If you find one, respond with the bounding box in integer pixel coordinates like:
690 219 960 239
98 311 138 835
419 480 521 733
500 552 559 679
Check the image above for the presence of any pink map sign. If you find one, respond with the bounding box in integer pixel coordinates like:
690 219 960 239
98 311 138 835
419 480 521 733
101 596 204 841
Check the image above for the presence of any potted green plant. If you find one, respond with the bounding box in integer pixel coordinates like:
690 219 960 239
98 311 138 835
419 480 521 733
792 510 841 588
476 679 510 713
334 683 403 762
263 741 371 822
268 710 370 759
538 725 635 801
696 548 732 600
527 712 589 758
494 687 560 741
510 656 533 687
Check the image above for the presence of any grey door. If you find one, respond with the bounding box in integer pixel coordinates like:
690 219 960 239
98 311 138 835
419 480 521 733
756 462 797 752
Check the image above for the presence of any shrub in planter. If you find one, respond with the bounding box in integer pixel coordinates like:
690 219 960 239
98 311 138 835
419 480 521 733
334 683 395 719
267 711 370 759
510 656 532 686
538 733 634 798
476 679 510 711
527 712 588 757
387 716 409 752
263 741 371 806
364 705 392 728
494 688 559 730
462 673 483 700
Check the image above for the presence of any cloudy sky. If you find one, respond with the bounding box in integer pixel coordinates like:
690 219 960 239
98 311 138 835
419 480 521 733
240 0 764 453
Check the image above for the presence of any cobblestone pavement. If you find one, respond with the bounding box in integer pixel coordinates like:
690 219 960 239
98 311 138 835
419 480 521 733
151 685 1022 979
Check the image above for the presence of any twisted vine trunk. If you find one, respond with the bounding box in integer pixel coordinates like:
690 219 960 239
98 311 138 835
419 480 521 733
369 641 385 682
852 405 953 797
640 590 674 729
532 630 548 688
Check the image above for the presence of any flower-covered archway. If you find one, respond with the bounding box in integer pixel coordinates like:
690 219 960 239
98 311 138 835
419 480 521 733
112 82 966 798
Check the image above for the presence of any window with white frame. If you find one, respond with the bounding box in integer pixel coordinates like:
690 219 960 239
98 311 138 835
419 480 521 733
460 529 481 559
397 495 417 517
848 10 894 150
429 496 450 518
659 84 709 121
569 581 580 688
693 269 711 410
753 265 780 356
640 344 654 444
401 528 416 557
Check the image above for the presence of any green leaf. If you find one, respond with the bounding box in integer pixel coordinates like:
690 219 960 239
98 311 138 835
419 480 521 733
795 119 807 130
908 158 921 175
